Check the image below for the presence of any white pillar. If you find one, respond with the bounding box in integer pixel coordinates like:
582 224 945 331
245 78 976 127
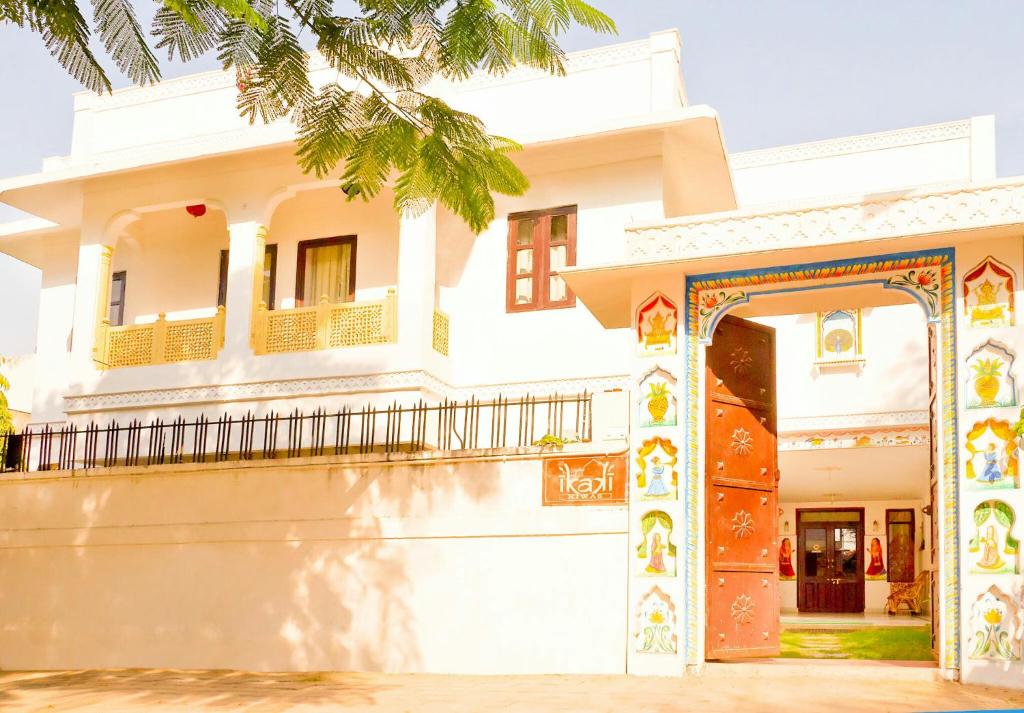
221 221 266 361
396 206 437 363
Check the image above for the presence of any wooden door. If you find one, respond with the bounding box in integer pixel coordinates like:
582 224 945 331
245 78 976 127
927 324 940 656
796 512 864 613
705 314 778 659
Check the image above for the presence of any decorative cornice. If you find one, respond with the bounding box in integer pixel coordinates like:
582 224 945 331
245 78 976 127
779 409 929 433
73 38 652 112
729 120 971 169
626 180 1024 261
63 370 629 414
779 425 929 452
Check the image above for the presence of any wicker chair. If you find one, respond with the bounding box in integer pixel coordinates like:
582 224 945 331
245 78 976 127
885 570 930 615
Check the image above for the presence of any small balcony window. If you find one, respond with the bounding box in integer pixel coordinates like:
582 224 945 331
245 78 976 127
218 245 278 309
109 271 126 326
296 235 357 306
506 206 576 312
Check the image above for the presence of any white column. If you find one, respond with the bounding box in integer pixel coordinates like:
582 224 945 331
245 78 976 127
221 221 266 361
396 206 437 363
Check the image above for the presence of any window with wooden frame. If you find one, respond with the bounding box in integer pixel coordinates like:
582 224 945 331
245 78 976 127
109 271 126 326
506 205 576 312
218 245 278 309
886 509 916 583
295 236 357 306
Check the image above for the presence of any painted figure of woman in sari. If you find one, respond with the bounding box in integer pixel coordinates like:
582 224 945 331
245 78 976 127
978 525 1006 571
644 455 671 497
779 537 796 579
646 533 666 574
979 443 1004 483
866 537 886 578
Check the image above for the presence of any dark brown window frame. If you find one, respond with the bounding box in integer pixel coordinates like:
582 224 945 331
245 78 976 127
505 205 577 313
218 245 278 309
295 235 358 307
109 270 127 327
885 508 916 583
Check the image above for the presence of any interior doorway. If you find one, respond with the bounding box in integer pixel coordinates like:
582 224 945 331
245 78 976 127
796 508 864 613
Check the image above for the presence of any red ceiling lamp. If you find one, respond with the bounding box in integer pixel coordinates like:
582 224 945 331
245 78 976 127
186 203 207 218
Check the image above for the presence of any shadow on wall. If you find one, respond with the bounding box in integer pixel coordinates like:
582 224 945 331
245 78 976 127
0 454 508 674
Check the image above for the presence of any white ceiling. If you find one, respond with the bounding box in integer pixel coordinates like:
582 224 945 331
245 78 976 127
778 444 930 502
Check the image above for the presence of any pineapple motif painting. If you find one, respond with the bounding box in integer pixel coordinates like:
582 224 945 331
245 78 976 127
637 292 678 357
636 586 677 654
968 500 1020 575
636 437 678 500
965 418 1019 490
964 256 1016 328
965 340 1018 409
970 585 1023 660
638 367 678 428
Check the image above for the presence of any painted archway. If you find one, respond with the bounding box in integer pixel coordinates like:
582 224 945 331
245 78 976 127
684 248 959 670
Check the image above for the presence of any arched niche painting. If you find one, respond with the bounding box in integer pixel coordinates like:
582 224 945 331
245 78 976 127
970 584 1023 661
636 436 678 501
637 510 677 577
816 309 863 364
636 586 677 654
964 256 1016 328
636 292 678 357
969 500 1020 575
965 418 1019 490
638 366 678 428
965 340 1018 409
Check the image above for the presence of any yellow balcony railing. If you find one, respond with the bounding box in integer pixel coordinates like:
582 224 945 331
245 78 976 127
432 309 450 356
95 307 226 369
253 289 397 355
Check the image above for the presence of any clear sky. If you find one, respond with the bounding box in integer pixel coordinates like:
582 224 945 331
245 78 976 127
1 1 1021 354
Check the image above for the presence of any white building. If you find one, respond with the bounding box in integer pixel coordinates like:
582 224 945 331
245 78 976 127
0 30 1021 689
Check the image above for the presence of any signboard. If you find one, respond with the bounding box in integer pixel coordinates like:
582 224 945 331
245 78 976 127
542 454 628 506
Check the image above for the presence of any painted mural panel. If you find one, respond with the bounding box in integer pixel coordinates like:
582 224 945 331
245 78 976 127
638 366 678 428
778 536 796 580
970 585 1023 661
637 510 676 577
636 586 678 654
966 340 1019 409
816 309 863 364
865 536 887 580
964 256 1016 328
636 292 678 356
968 500 1020 575
636 437 678 501
965 418 1019 490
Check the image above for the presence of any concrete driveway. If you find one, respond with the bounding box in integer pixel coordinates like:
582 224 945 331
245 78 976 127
0 666 1022 712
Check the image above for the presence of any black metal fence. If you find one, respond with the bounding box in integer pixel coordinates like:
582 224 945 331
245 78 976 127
0 393 592 474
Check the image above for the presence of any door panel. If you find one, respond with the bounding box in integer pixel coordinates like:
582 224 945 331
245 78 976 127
706 315 778 659
706 401 776 490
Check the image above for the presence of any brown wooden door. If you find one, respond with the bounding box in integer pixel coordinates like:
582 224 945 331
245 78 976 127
796 511 865 613
705 314 779 659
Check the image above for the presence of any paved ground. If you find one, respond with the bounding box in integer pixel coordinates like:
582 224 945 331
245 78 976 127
1 667 1023 712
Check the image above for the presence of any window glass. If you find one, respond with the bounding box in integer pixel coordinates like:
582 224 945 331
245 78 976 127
262 246 276 309
516 219 535 246
109 271 126 327
803 527 826 577
516 249 534 276
515 277 533 305
887 510 915 583
550 214 567 242
302 242 352 304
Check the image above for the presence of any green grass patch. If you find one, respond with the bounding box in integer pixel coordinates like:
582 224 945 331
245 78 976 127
780 626 933 661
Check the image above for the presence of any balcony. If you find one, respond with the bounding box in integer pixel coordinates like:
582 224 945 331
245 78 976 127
252 290 398 355
95 308 226 369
